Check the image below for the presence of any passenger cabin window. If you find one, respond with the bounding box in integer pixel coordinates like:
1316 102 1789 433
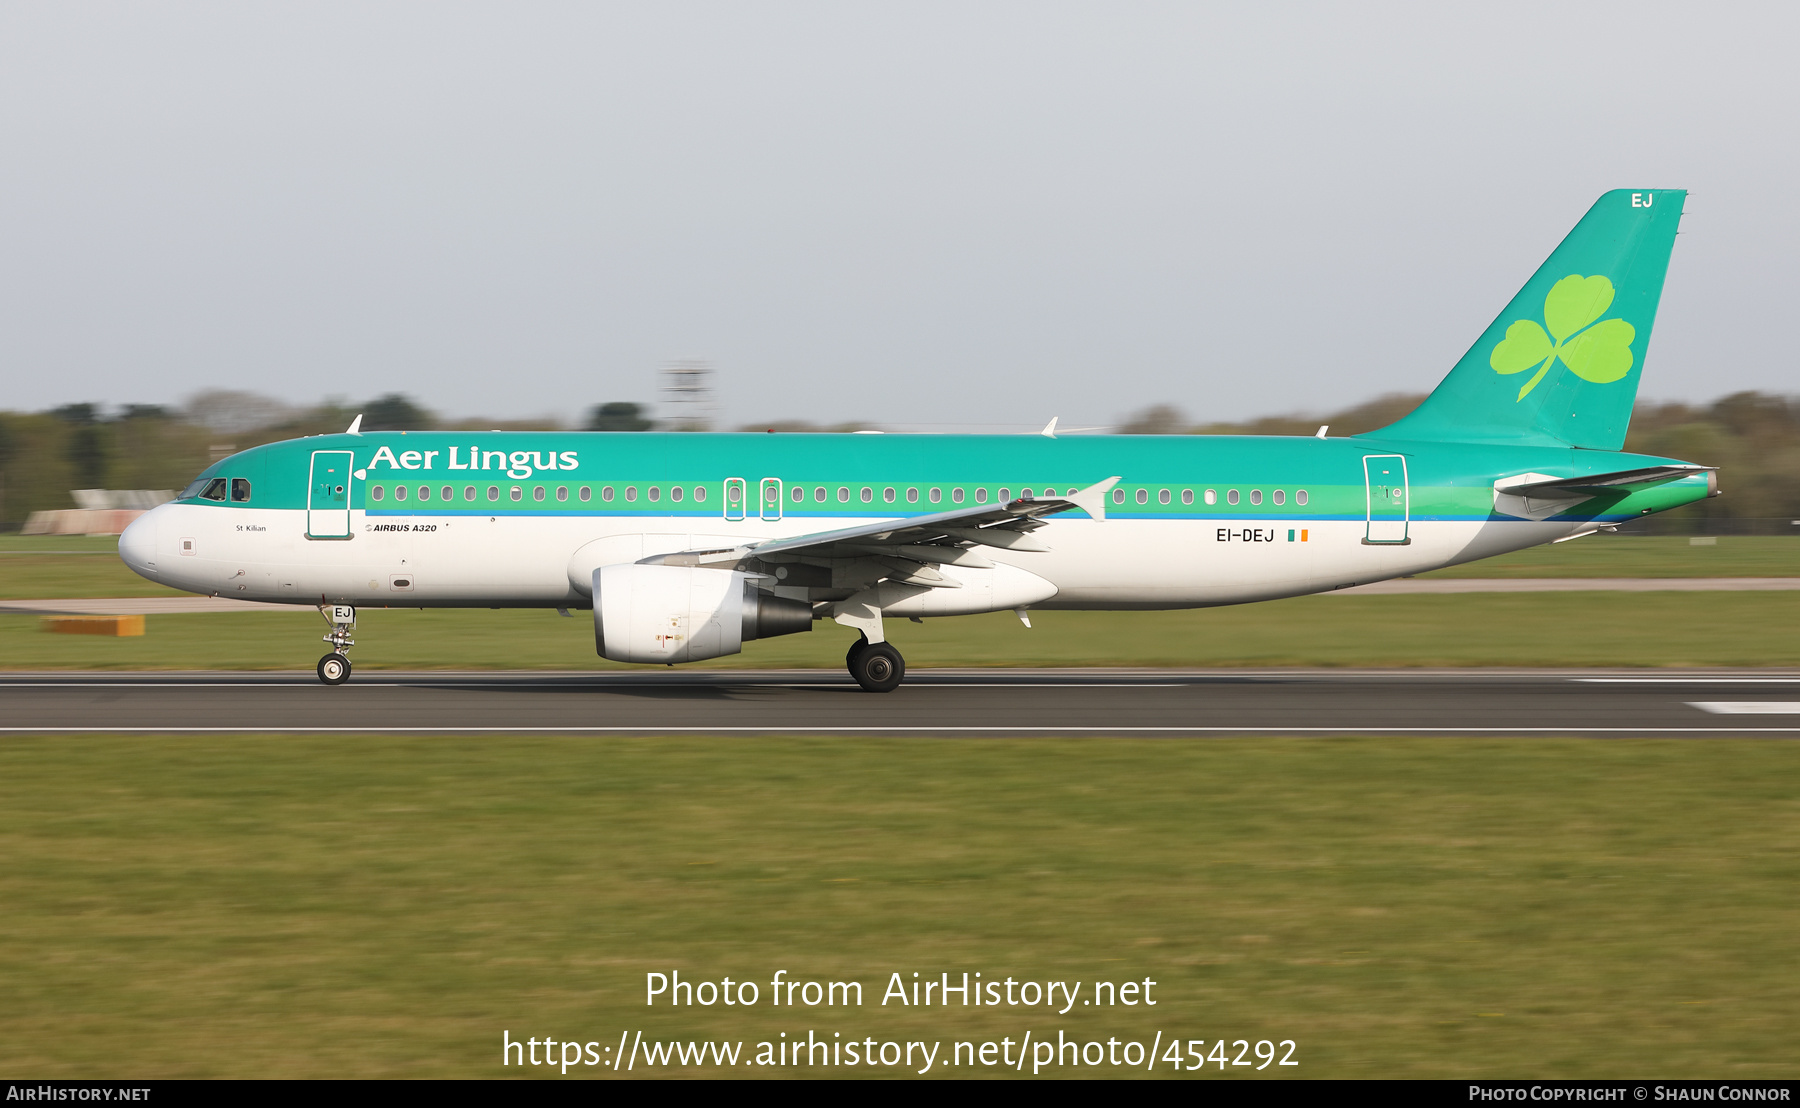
1158 489 1171 505
464 486 475 501
929 488 941 503
624 487 637 502
694 486 706 502
417 486 430 501
487 486 499 501
230 478 251 503
1135 488 1148 505
1111 489 1124 504
648 486 660 502
1250 489 1262 505
975 489 988 504
533 486 546 502
952 488 965 504
200 478 228 502
1272 489 1285 505
792 486 803 503
556 486 568 502
579 487 591 502
1204 489 1217 505
837 487 849 503
441 485 452 501
395 485 408 502
670 486 682 502
1227 489 1239 505
602 487 614 502
371 485 385 501
1181 489 1194 506
906 488 918 503
1296 489 1308 505
998 488 1010 502
815 487 826 502
883 488 896 503
860 487 872 503
509 487 522 502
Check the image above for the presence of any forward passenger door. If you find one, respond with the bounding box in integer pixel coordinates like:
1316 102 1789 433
307 451 354 539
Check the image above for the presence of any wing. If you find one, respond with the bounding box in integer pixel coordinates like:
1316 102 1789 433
640 477 1120 590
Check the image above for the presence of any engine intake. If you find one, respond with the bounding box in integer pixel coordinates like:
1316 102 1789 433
593 563 811 663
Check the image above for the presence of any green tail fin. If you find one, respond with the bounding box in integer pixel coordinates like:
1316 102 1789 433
1376 189 1685 450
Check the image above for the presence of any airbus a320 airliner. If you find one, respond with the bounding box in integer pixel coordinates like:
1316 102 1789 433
120 189 1714 690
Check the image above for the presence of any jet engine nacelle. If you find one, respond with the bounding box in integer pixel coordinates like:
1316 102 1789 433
593 563 811 664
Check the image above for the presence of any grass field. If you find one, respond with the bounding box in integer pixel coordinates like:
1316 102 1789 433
1 734 1794 1078
0 535 190 600
3 590 1800 670
1423 534 1800 578
5 548 1796 1079
2 534 1797 602
4 532 1799 671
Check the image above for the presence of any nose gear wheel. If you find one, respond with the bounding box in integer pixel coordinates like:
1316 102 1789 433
317 652 352 685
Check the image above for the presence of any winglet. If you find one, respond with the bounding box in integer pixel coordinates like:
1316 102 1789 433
1065 476 1120 521
346 414 363 435
1040 417 1059 439
1315 425 1328 439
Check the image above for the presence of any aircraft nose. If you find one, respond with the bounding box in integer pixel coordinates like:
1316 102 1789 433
118 509 160 578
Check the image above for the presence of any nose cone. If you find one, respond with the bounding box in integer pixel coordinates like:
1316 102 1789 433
118 509 160 580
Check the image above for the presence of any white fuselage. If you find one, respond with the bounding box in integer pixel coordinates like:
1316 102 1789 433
120 501 1582 613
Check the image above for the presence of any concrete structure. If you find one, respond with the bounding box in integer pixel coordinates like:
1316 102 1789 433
22 490 173 536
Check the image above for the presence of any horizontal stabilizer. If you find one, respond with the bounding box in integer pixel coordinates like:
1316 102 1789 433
1499 464 1715 499
1492 464 1716 521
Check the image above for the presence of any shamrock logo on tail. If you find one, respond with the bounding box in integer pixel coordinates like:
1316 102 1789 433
1490 275 1636 400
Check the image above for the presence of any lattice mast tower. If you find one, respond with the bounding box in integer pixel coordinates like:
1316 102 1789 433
659 359 717 432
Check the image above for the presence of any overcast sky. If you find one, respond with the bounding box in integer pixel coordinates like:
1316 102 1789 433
2 2 1795 429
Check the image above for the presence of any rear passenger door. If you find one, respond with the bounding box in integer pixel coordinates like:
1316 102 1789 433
1362 454 1409 544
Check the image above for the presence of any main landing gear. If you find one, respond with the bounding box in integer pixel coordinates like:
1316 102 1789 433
316 603 357 686
846 634 905 693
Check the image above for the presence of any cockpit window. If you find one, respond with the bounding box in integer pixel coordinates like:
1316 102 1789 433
231 478 251 503
179 478 208 499
200 478 228 502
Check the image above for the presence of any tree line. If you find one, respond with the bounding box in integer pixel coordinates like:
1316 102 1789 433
0 393 684 525
1121 391 1800 530
1 390 1793 530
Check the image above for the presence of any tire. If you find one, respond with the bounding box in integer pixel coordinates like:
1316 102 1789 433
850 642 905 693
845 634 869 671
317 652 352 685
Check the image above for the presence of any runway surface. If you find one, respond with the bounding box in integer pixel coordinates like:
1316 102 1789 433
7 669 1800 734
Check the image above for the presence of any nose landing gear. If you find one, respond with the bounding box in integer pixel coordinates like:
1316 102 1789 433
318 652 352 685
316 603 357 686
